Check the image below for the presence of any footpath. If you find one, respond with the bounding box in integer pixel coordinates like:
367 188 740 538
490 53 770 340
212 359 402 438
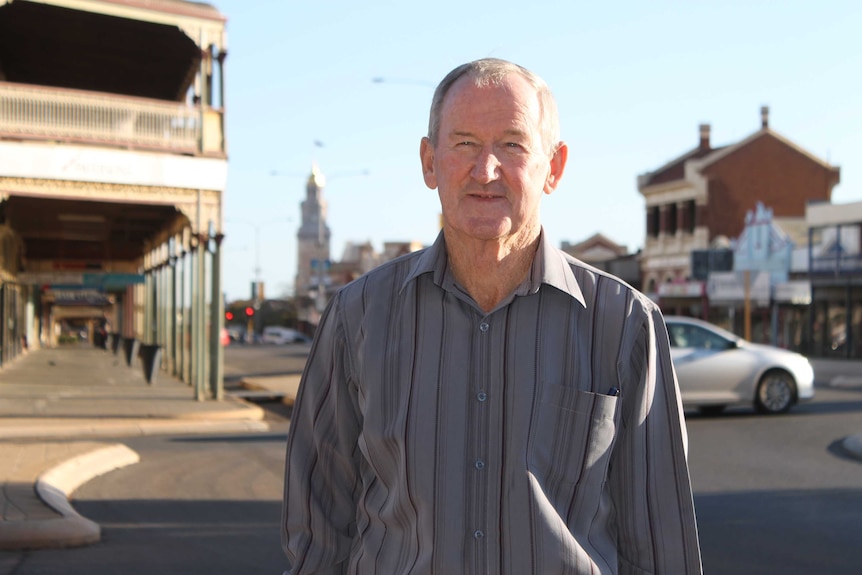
0 347 861 552
0 345 267 551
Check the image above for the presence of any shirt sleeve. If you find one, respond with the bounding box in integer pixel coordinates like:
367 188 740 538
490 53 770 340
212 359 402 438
281 292 361 575
611 304 703 575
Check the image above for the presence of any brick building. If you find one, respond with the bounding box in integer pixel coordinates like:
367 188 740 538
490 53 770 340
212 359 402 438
638 106 840 315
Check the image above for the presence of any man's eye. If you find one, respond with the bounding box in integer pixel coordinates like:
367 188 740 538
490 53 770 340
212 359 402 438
506 142 524 149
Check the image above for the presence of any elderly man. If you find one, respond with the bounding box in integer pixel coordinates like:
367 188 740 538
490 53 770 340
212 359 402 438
282 58 702 575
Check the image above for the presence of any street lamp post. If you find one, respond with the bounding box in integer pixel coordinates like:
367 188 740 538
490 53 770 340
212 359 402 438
371 77 436 88
226 217 290 340
227 217 290 290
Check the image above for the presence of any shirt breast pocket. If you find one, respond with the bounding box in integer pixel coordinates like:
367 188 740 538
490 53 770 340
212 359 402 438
529 384 619 500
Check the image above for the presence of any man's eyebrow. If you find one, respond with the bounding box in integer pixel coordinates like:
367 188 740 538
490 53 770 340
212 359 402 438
501 128 529 138
448 130 476 139
447 129 529 139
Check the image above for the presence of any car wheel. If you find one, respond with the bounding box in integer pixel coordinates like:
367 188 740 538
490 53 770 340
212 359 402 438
755 370 797 414
699 405 726 416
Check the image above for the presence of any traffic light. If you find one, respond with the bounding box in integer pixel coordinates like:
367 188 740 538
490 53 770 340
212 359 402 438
225 311 234 321
245 306 255 318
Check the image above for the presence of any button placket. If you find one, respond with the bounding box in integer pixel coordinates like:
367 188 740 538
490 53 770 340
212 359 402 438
471 316 490 560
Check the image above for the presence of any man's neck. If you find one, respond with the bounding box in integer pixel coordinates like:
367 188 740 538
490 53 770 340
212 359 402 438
445 228 541 313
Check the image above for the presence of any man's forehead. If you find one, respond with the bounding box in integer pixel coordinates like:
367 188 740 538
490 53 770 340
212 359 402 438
447 72 529 98
440 79 539 127
443 76 538 113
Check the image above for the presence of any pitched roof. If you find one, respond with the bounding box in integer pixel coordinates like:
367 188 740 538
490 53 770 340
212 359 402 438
640 145 725 188
561 233 628 261
639 117 837 190
695 128 836 172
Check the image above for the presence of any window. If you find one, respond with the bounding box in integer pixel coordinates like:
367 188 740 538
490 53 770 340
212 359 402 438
667 203 678 235
668 324 733 350
648 207 660 238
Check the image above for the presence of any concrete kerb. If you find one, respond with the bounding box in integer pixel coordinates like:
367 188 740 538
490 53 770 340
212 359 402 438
0 418 270 441
240 374 302 406
841 434 862 462
0 444 140 550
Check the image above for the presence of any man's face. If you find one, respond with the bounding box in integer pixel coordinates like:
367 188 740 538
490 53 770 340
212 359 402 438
420 73 566 246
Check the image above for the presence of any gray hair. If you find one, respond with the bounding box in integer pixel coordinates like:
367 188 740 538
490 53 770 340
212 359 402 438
427 58 561 157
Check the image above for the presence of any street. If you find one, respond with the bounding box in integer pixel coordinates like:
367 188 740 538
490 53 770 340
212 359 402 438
687 384 862 574
2 344 861 574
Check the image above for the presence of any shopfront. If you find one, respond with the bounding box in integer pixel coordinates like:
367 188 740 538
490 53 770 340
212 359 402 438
658 280 707 319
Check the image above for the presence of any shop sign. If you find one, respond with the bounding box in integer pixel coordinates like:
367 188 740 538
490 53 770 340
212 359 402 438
18 272 85 285
707 271 770 304
773 281 811 305
658 281 704 298
18 272 144 288
0 142 227 191
83 273 146 288
49 288 112 306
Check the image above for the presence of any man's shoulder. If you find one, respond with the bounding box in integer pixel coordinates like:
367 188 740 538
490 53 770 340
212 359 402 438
336 247 429 301
558 249 658 313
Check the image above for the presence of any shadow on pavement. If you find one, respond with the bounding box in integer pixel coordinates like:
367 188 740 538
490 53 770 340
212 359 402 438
3 500 285 575
695 487 862 575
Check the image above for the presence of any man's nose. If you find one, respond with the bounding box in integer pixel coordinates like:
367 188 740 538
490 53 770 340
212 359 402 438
470 147 501 183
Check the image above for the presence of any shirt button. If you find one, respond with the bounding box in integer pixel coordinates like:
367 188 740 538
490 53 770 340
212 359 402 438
474 530 485 539
479 322 489 332
477 392 487 402
475 459 485 470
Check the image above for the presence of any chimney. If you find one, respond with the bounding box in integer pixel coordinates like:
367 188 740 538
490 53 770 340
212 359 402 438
761 105 769 129
699 123 710 150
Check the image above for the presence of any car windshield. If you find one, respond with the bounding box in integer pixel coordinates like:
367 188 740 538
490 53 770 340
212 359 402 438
667 323 734 350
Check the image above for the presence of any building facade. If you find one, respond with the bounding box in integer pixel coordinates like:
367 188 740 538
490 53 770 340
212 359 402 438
707 202 811 351
0 0 228 398
295 165 332 326
638 107 840 317
560 233 641 291
806 200 862 358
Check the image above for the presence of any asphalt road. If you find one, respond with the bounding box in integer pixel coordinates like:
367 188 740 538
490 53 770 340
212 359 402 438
2 345 861 575
686 384 862 574
222 342 311 388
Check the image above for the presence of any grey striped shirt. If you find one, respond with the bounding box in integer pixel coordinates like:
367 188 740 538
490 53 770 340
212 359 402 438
282 230 702 575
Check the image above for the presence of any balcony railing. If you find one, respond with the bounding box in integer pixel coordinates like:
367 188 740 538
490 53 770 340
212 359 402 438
0 81 216 154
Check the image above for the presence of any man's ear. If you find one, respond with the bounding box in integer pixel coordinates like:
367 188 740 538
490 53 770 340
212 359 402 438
420 137 437 190
544 141 568 195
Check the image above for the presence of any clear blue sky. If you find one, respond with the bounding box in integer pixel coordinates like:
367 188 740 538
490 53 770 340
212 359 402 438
215 0 862 302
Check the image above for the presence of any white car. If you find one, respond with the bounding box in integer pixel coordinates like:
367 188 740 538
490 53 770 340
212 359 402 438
261 326 310 345
664 316 815 415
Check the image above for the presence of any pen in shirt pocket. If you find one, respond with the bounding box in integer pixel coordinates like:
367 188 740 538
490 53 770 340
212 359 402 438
606 386 620 397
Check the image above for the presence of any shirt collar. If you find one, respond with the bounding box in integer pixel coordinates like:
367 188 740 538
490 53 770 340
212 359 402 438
402 229 586 308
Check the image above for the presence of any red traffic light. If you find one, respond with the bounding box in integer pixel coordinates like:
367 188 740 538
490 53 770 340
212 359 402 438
245 306 255 317
225 311 234 321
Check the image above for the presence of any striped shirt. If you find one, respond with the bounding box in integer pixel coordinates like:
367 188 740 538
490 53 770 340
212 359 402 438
282 230 702 575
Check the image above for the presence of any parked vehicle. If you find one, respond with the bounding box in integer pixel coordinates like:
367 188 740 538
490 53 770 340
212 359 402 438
665 316 815 415
261 326 310 345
